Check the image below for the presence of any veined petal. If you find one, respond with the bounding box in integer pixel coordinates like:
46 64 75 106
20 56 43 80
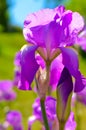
19 45 39 90
60 47 85 92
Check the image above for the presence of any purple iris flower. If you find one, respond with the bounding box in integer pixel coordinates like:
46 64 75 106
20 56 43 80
6 111 23 130
17 5 85 92
28 96 76 130
0 80 16 101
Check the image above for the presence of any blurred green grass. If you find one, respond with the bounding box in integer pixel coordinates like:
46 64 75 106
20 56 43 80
0 33 86 130
0 33 38 129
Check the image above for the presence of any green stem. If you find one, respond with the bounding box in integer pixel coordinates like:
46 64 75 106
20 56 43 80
75 102 81 130
40 99 49 130
59 121 65 130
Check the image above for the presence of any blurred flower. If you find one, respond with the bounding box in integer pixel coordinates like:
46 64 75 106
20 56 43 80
17 5 85 92
74 84 86 106
28 96 76 130
0 80 16 101
76 29 86 51
6 110 23 130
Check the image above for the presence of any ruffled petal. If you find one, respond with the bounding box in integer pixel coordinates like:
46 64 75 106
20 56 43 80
69 12 84 33
19 45 39 90
23 6 73 50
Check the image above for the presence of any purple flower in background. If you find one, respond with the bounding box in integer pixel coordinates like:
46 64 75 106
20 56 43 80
75 83 86 105
76 29 86 51
17 5 85 92
6 111 23 130
28 96 76 130
0 80 16 101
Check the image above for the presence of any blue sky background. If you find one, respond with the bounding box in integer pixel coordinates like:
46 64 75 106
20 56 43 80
8 0 66 27
8 0 44 27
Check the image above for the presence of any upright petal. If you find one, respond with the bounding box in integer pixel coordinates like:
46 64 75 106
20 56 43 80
19 45 39 90
23 6 73 50
23 8 57 46
60 47 85 92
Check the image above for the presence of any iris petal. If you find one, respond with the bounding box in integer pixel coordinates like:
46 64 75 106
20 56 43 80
60 47 85 92
19 45 39 90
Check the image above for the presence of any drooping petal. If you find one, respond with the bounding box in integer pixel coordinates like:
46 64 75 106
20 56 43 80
60 47 85 92
19 45 39 90
23 6 73 50
57 67 73 122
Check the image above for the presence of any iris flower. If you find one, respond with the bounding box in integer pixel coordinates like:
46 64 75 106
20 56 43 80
6 111 23 130
28 96 76 130
16 5 86 93
0 80 16 101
